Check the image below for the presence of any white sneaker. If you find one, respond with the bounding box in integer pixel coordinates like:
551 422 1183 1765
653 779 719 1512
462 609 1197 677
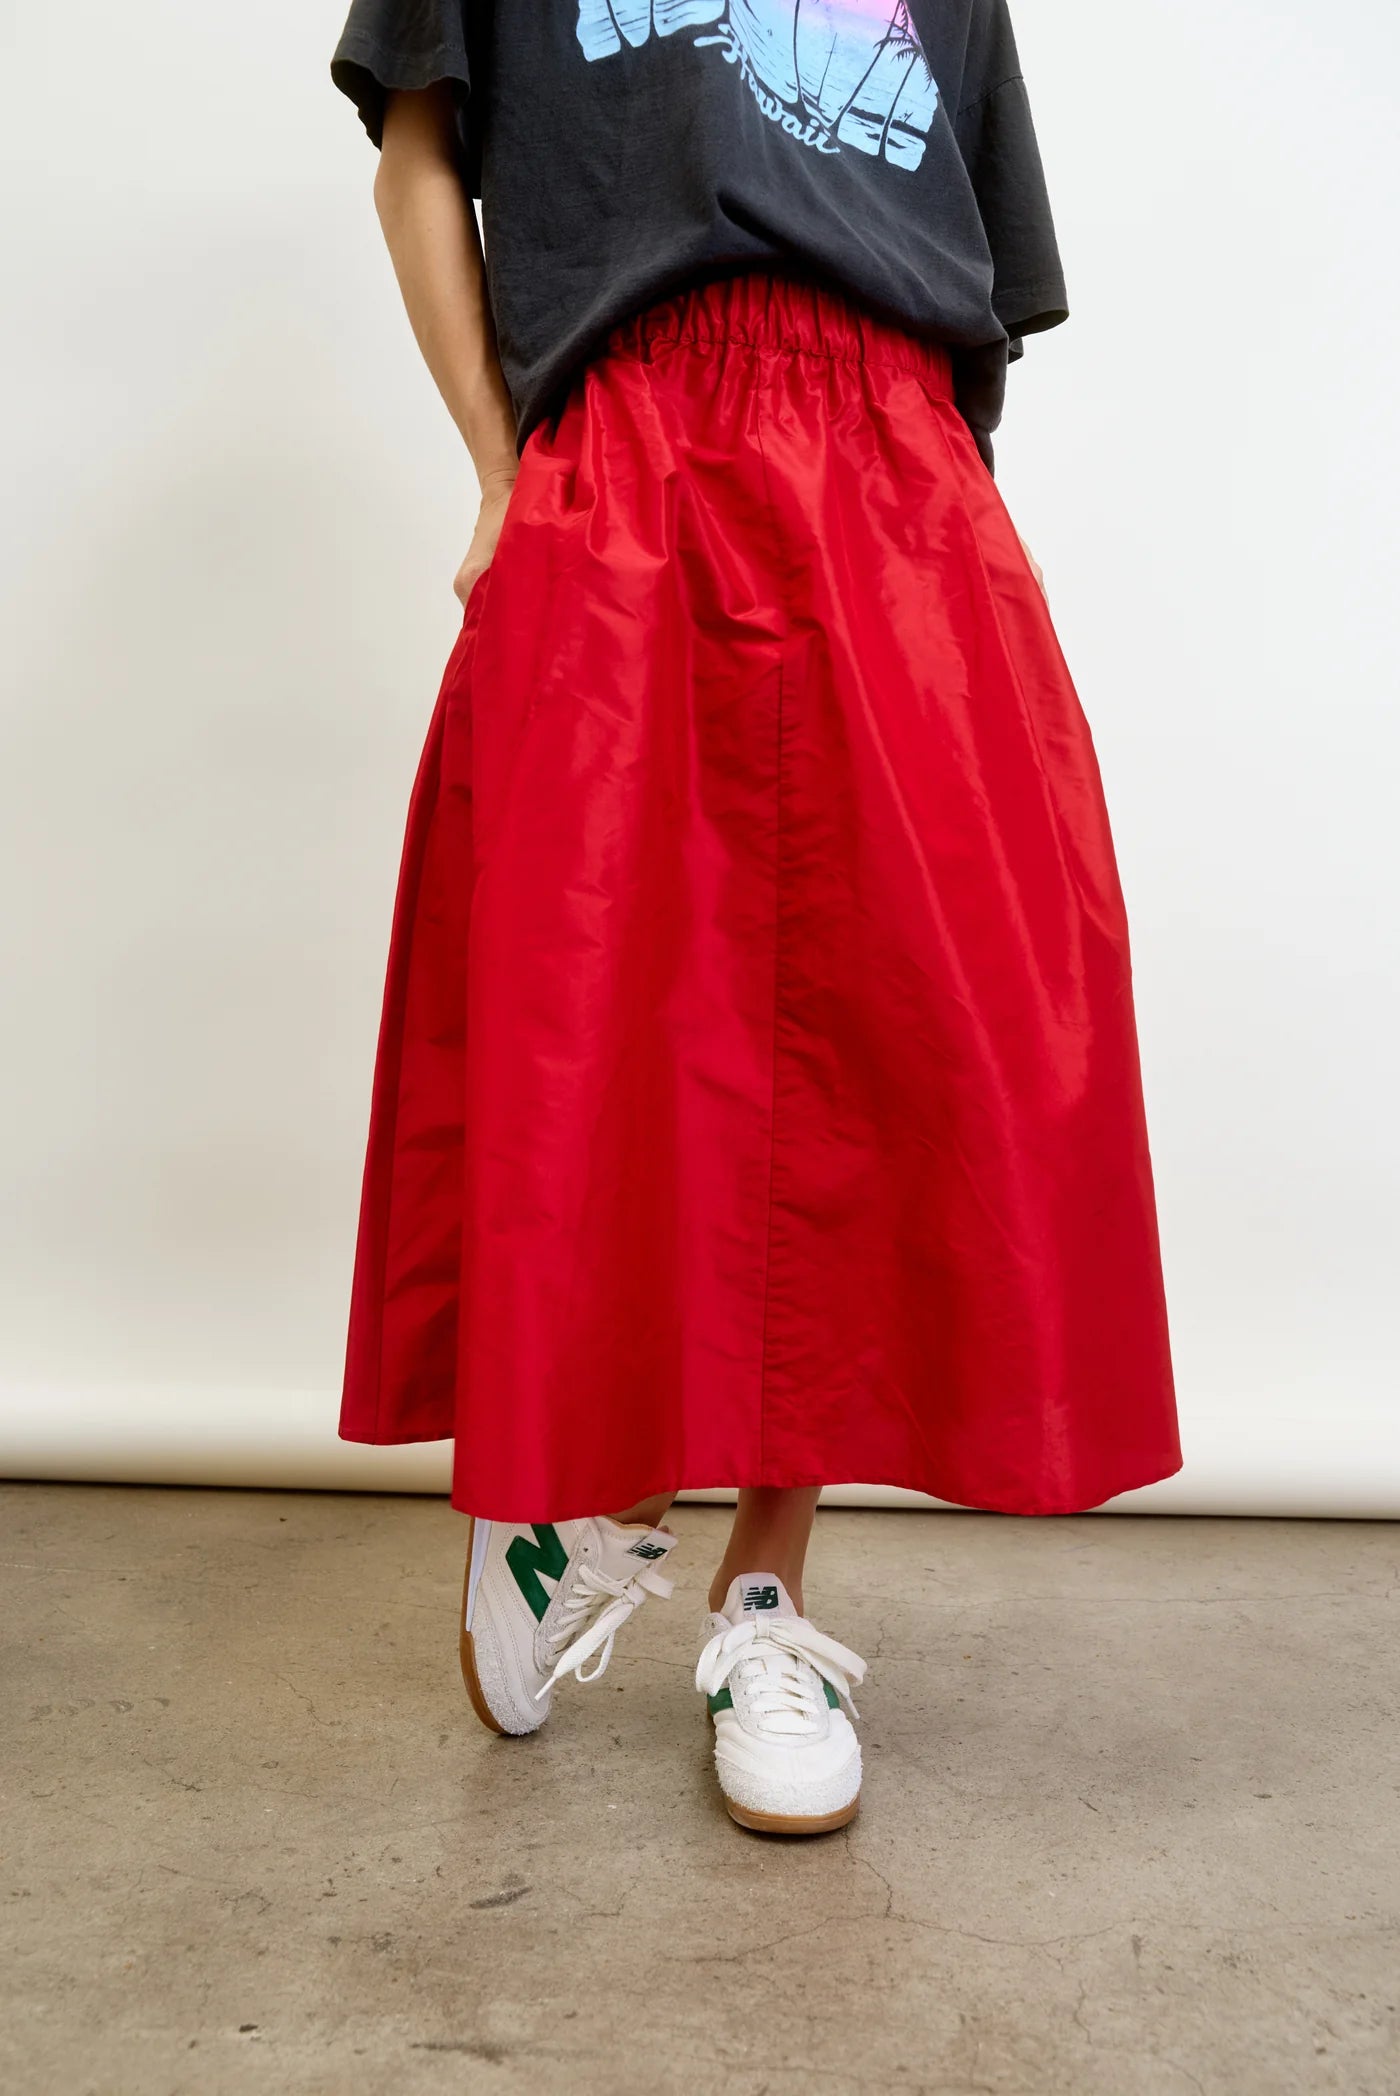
696 1573 867 1833
460 1516 677 1736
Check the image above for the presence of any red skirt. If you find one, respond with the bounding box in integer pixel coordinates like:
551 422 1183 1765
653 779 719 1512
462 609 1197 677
341 271 1181 1520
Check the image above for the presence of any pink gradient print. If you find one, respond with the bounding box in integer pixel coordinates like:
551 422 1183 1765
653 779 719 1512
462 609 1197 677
575 0 939 168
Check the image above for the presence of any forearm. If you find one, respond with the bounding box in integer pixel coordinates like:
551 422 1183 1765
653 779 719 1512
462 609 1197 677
373 86 518 489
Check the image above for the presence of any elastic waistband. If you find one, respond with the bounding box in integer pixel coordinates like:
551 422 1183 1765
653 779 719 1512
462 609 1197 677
608 268 953 394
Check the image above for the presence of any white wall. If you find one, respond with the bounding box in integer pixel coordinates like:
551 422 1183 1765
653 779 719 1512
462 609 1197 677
2 2 1397 1514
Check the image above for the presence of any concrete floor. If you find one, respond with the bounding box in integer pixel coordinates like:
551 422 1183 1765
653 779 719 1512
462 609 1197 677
2 1490 1396 2096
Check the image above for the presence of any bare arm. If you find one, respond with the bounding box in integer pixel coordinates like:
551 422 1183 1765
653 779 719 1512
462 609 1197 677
374 85 519 604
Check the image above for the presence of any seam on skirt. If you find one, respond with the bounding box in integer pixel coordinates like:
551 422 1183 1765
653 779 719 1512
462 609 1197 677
924 390 1081 903
748 380 789 1483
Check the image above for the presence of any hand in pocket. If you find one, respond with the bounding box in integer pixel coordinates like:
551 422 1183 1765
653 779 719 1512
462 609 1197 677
454 469 518 608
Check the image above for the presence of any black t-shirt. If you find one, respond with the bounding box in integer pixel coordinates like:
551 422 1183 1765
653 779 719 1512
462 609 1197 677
332 2 1068 471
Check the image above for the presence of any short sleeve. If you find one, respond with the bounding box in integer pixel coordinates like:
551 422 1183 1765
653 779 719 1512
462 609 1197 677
956 74 1069 342
331 0 476 170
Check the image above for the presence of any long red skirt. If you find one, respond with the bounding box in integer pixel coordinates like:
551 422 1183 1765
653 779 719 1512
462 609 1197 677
340 271 1181 1520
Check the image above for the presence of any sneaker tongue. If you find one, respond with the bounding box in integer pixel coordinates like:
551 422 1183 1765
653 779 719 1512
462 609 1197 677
594 1519 678 1581
721 1572 798 1624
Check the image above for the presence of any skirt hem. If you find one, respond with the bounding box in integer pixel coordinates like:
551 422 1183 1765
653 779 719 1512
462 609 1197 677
337 1426 1185 1522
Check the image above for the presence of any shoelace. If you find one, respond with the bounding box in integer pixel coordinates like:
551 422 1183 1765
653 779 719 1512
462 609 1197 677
534 1560 674 1700
694 1616 868 1734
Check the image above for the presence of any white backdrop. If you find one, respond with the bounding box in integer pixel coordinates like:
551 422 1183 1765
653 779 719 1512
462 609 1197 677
2 2 1397 1515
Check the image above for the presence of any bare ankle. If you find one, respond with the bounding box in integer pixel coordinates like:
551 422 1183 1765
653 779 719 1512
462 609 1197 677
606 1493 675 1531
708 1485 820 1615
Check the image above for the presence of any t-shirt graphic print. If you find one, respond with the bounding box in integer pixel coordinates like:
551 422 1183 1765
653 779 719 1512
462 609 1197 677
575 0 938 170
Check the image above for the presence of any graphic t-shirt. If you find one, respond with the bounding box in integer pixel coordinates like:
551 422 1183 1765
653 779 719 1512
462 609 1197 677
331 1 1069 470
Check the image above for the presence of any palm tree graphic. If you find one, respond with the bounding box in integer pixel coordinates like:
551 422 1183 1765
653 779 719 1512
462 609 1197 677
575 0 940 171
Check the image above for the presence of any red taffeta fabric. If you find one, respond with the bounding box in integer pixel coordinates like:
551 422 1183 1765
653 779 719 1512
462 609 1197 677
340 271 1181 1520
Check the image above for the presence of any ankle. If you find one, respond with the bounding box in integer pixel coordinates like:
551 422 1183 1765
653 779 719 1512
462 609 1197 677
606 1493 674 1532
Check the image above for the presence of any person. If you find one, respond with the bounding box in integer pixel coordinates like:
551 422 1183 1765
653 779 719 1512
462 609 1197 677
330 0 1182 1837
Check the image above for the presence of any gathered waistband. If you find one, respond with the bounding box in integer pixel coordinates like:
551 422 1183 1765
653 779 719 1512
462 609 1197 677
608 268 954 396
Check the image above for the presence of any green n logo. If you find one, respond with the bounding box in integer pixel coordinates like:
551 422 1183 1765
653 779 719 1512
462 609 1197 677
505 1524 569 1621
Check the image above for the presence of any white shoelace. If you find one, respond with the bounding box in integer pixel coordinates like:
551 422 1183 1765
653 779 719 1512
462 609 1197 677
534 1561 674 1700
695 1616 867 1735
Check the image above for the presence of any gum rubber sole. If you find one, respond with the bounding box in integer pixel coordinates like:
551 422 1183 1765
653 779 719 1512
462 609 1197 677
724 1796 861 1835
459 1519 507 1737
